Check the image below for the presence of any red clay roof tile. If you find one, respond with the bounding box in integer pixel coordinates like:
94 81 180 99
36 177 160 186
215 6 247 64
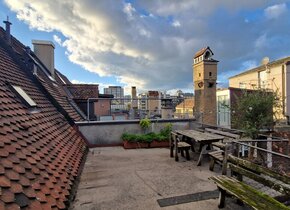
5 170 20 181
10 182 23 194
35 191 47 203
0 175 11 187
0 27 87 209
0 189 14 203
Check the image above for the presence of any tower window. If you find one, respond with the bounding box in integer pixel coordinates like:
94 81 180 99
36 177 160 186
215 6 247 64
209 72 212 76
11 85 37 107
199 73 201 77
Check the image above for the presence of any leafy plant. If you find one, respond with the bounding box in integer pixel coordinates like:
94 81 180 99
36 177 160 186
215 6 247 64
160 123 172 139
232 89 281 138
139 118 151 133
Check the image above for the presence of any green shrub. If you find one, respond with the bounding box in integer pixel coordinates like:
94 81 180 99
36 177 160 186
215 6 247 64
139 118 151 132
160 123 172 139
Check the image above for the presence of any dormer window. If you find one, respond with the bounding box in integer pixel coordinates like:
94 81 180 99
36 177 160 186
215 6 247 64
11 85 37 107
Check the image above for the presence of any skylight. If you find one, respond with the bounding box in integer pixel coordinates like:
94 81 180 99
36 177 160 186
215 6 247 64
12 85 37 107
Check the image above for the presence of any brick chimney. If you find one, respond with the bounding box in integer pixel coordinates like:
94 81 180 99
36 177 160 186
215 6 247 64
32 40 55 78
3 17 12 45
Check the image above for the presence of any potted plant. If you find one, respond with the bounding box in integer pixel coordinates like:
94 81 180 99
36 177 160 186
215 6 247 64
139 118 151 134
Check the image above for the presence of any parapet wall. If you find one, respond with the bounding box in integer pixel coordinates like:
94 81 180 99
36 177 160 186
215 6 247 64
76 119 198 147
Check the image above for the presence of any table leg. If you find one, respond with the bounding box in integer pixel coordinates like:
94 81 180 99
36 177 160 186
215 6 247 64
170 135 173 158
175 135 179 162
197 144 207 166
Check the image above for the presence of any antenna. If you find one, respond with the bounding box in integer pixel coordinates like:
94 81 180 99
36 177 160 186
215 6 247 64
261 57 270 65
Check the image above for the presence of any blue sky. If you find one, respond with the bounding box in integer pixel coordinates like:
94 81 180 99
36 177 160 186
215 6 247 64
1 0 290 94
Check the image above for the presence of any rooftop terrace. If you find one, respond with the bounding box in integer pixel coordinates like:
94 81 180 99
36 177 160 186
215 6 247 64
72 147 247 210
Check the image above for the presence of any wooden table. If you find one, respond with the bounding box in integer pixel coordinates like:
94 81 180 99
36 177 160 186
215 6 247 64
175 130 225 166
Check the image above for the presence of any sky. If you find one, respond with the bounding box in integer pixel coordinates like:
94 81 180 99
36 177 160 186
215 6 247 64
1 0 290 95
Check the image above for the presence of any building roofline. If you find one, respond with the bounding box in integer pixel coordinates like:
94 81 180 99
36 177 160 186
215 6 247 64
229 56 290 79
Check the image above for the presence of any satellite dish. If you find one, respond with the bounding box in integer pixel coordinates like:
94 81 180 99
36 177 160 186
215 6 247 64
261 57 270 65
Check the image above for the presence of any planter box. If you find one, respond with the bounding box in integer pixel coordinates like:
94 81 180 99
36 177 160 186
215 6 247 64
123 141 149 149
150 141 169 148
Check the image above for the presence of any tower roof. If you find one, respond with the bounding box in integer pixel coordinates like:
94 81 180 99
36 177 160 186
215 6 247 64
194 46 213 58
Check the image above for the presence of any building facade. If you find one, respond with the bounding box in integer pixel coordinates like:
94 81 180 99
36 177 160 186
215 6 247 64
229 57 290 123
104 86 124 99
193 46 218 125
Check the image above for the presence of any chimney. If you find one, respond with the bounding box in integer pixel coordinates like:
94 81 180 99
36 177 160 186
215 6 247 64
131 86 138 109
3 16 12 45
32 40 55 78
131 86 137 99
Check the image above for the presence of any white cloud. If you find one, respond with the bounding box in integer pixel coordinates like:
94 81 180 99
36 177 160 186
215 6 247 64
265 3 287 19
53 34 62 46
172 20 181 27
123 3 136 21
255 34 267 48
4 0 290 92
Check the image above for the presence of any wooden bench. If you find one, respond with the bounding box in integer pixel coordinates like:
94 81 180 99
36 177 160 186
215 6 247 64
209 154 290 209
208 142 227 172
170 132 191 161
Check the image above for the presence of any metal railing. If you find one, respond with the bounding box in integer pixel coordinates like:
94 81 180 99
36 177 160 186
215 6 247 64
86 97 195 121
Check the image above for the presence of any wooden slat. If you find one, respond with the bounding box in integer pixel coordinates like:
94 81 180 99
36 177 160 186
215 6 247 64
177 142 191 148
228 155 290 185
229 163 290 196
175 130 224 142
205 128 240 139
212 142 226 150
209 175 290 210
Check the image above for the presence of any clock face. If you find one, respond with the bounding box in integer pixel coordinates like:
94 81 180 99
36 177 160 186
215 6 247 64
198 82 204 88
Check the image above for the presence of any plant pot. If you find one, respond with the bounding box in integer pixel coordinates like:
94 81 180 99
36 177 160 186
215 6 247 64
150 140 169 148
123 141 149 149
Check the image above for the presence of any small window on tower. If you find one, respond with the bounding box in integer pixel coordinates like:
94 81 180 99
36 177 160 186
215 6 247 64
209 72 212 76
199 73 201 77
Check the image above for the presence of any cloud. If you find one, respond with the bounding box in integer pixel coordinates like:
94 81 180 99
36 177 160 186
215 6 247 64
53 34 62 46
4 0 290 92
264 3 287 19
172 20 181 27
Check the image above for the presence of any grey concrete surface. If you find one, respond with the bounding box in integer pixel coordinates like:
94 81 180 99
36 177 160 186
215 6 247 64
71 147 248 210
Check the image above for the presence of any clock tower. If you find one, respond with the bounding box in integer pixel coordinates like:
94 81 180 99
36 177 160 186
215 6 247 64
193 47 218 125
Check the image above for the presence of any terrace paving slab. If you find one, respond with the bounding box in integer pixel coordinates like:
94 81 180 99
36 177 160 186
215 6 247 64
71 147 248 210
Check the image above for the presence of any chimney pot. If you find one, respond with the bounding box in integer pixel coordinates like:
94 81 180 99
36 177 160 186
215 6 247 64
3 16 12 44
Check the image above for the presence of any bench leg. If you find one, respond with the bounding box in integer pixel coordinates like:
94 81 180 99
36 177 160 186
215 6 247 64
170 145 174 158
185 148 190 160
181 148 185 157
209 157 215 171
218 188 226 208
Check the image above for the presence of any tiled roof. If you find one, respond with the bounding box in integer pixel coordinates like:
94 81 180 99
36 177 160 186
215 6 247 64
65 84 99 100
0 27 87 209
194 46 213 58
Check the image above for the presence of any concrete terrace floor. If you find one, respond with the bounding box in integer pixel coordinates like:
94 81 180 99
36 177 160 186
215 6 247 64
71 147 248 210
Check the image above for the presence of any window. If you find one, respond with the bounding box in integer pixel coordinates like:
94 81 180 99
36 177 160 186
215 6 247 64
209 72 212 76
11 85 37 107
199 73 201 77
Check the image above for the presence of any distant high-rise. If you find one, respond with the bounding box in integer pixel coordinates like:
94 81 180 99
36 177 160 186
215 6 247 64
104 86 124 98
